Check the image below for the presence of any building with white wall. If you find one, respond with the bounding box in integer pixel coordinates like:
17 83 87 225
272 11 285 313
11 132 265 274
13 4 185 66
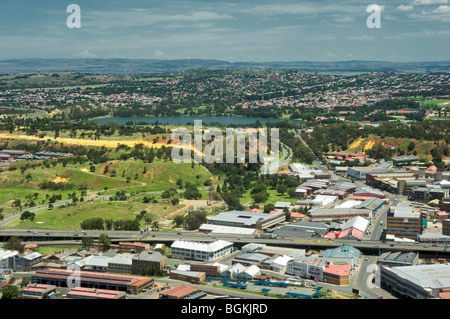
171 240 233 262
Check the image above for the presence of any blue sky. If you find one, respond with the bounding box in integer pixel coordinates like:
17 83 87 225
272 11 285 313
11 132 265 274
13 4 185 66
0 0 449 62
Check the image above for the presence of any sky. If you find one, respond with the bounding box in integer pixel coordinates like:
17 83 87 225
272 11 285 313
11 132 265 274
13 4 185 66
0 0 449 62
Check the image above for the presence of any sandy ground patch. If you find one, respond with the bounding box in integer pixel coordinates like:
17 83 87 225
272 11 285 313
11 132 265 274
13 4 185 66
51 176 70 183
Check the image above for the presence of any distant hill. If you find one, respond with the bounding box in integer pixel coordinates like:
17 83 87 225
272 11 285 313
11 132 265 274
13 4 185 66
1 58 449 75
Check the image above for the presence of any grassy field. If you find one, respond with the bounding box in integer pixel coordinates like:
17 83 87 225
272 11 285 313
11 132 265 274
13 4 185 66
6 198 185 229
0 156 216 218
240 187 298 209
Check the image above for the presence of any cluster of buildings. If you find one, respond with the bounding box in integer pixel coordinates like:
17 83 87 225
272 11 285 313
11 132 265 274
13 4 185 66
169 239 359 287
0 149 73 167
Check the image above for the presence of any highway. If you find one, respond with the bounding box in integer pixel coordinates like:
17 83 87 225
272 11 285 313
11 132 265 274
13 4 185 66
1 227 448 256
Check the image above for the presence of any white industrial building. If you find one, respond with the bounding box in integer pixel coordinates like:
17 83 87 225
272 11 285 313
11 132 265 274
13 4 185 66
0 250 19 269
198 224 256 235
171 240 233 262
380 264 450 299
221 263 246 279
207 210 285 230
239 265 262 281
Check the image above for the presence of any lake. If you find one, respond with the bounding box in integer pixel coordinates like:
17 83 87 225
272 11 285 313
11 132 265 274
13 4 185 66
89 116 302 126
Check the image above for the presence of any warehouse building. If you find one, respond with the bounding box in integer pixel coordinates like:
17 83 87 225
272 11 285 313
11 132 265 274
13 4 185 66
108 254 133 273
310 208 373 222
119 242 150 254
347 167 388 180
286 258 326 281
238 265 262 281
324 216 369 241
66 287 126 299
15 252 43 271
323 262 351 286
409 186 449 202
392 155 420 166
0 250 18 269
131 250 166 276
377 251 419 267
170 240 233 262
159 286 201 299
352 187 386 199
321 245 361 270
380 264 450 299
220 263 247 279
198 224 256 235
232 253 271 267
444 219 450 237
31 268 153 294
207 210 285 230
365 171 418 188
169 270 206 284
190 263 225 278
274 221 329 238
296 195 338 208
18 283 56 300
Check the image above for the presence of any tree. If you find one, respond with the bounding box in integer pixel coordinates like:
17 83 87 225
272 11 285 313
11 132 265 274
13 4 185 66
263 204 275 214
81 236 94 249
185 210 207 230
151 221 160 231
1 285 20 299
277 184 287 196
171 197 180 205
173 214 185 227
4 237 25 253
98 234 111 251
20 277 31 288
183 184 202 200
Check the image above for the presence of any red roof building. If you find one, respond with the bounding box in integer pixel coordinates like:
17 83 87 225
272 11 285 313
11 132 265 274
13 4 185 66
66 287 126 299
159 285 200 299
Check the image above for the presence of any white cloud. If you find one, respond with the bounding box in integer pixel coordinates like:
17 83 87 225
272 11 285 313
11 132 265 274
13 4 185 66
398 5 415 10
411 0 448 5
153 50 164 58
83 9 234 29
431 4 450 12
347 35 375 41
73 50 98 58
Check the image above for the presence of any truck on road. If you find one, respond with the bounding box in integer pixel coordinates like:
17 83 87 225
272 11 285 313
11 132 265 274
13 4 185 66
255 233 277 239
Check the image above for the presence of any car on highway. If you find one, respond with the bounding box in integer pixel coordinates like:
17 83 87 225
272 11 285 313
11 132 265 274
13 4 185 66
433 244 438 247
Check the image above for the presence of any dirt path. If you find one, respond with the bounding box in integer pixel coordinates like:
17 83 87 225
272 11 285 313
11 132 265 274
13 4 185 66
79 167 147 186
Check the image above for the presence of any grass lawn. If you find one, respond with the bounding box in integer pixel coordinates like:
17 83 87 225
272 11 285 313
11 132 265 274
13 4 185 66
6 196 186 229
240 187 298 209
7 200 147 229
